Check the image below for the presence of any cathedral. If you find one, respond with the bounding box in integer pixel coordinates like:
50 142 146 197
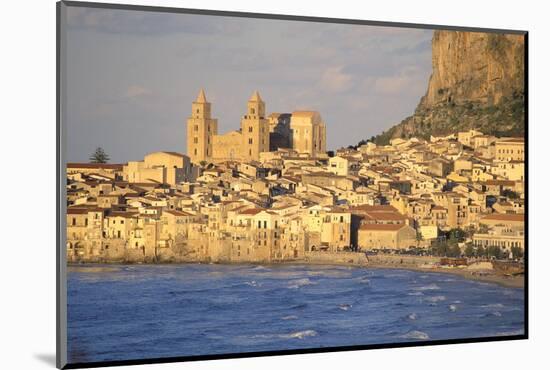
186 89 326 164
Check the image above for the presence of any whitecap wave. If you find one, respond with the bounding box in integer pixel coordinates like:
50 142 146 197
413 284 440 291
424 295 446 303
407 313 418 320
252 266 270 271
399 330 430 340
449 304 457 312
244 280 261 287
281 315 298 320
408 292 424 296
280 330 318 339
288 278 316 289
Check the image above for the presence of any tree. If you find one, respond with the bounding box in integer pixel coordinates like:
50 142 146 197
487 245 504 259
447 228 467 243
464 243 476 258
415 229 423 248
476 245 487 258
511 245 524 260
89 147 110 163
502 189 520 199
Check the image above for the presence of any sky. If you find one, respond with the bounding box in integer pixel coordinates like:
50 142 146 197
65 6 433 163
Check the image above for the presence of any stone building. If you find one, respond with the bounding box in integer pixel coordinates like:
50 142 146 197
186 90 327 164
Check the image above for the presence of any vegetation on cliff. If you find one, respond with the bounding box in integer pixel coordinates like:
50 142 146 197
366 31 525 146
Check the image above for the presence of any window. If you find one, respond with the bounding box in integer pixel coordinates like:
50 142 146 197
121 220 124 224
85 219 88 226
194 148 197 155
249 126 253 132
251 108 255 114
196 109 199 114
264 221 267 229
194 137 198 144
249 138 253 145
194 125 198 131
72 218 76 226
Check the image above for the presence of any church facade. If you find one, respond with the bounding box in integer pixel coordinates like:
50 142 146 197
186 89 327 164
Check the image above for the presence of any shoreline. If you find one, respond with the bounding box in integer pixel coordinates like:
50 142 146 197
68 259 524 289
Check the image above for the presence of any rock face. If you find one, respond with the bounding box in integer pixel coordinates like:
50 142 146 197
374 30 525 144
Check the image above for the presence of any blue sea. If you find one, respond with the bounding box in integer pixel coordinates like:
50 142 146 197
67 264 524 364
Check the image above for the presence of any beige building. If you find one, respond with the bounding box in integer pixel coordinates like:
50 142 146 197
124 151 192 185
186 89 218 163
290 111 326 157
495 138 525 162
328 156 349 176
358 223 416 250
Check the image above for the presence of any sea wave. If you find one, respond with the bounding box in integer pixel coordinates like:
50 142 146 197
244 280 261 287
288 278 317 289
423 295 446 303
449 304 458 312
413 284 440 291
399 330 430 340
280 330 318 339
251 330 318 340
338 304 352 311
407 313 418 320
281 315 298 320
408 292 424 296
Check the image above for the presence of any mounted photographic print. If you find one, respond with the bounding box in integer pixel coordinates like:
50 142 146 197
56 1 528 368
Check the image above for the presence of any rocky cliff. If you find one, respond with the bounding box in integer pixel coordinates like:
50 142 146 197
373 30 525 144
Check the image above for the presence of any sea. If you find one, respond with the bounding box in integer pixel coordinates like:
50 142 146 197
67 264 525 364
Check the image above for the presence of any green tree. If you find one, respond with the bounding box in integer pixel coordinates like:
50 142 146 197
476 245 487 258
487 245 504 259
448 244 462 258
511 245 524 260
89 147 110 163
464 243 476 258
415 229 423 248
448 228 467 243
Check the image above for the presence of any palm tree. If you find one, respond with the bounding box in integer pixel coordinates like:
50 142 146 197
89 147 110 163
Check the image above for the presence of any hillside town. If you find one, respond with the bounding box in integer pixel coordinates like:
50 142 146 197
66 90 525 265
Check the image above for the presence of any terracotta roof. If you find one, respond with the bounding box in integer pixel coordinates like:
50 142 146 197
359 224 407 231
239 208 265 215
163 209 193 217
482 214 524 222
67 163 124 170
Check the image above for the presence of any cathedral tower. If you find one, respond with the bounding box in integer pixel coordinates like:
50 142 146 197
240 91 269 161
187 89 218 164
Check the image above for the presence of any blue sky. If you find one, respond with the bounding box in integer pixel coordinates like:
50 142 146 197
66 6 433 163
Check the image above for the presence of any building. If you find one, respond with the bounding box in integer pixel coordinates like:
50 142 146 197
186 89 218 163
186 90 327 163
357 223 416 250
123 151 193 185
473 225 525 254
289 111 327 157
495 138 525 162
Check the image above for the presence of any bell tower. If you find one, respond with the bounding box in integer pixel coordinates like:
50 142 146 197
187 89 217 164
241 91 269 161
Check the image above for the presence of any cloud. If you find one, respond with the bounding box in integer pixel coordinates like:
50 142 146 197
124 85 152 98
319 66 354 93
